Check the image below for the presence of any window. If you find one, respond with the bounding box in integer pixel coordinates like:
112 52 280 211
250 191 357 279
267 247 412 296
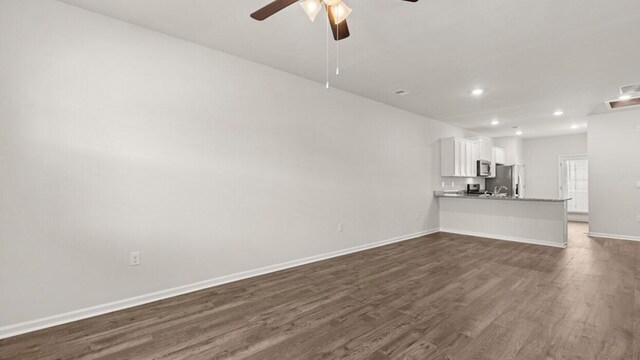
561 156 588 213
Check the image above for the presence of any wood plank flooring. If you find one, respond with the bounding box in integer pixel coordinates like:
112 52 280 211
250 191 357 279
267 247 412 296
2 222 639 359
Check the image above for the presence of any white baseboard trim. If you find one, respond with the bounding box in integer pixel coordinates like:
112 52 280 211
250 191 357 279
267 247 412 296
439 228 567 249
0 228 439 340
587 232 640 242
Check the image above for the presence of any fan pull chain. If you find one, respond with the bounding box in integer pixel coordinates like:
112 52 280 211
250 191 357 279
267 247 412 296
325 10 330 90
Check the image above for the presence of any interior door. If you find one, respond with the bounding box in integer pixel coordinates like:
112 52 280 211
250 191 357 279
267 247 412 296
559 155 588 214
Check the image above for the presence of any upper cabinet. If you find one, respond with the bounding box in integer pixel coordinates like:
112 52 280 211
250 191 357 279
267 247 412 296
494 147 506 165
487 146 504 178
441 137 479 177
472 137 493 161
441 137 506 178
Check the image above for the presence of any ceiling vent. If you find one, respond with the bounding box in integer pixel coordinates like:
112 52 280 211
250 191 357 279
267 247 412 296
606 95 640 110
393 89 409 96
620 84 640 94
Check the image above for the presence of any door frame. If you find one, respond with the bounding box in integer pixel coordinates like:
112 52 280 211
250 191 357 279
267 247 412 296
558 154 589 221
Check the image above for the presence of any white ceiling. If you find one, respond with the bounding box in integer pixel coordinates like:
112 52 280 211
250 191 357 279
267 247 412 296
58 0 640 138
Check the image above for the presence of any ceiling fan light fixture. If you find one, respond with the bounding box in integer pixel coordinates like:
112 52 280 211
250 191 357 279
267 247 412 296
299 0 321 22
323 0 342 6
330 1 352 24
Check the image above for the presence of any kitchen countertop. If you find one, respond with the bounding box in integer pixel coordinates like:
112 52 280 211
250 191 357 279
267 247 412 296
434 191 571 203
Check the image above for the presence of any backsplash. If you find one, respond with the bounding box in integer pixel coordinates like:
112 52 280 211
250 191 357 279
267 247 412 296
438 177 486 191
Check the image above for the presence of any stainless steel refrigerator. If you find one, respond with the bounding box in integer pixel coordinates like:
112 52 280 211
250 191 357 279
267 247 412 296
486 164 525 197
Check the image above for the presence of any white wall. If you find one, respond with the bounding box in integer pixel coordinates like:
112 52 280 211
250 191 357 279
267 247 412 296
0 0 474 332
523 134 587 199
588 110 640 239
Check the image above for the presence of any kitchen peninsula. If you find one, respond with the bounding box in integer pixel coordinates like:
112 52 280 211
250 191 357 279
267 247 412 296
435 191 570 248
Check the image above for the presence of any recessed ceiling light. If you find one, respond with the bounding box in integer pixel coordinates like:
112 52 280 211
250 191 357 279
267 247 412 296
619 94 632 100
471 88 485 96
570 124 579 129
553 110 564 117
393 89 409 96
515 130 523 135
490 120 499 126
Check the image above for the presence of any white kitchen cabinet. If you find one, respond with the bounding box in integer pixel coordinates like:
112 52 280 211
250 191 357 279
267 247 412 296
457 139 464 176
471 137 493 161
441 137 456 177
441 137 479 177
494 147 506 165
472 142 479 176
467 140 478 176
488 148 497 178
468 142 474 176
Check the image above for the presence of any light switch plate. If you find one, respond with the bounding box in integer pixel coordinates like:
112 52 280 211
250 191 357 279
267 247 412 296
637 181 640 189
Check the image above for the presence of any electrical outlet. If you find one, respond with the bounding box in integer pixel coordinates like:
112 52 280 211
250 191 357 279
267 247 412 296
441 181 445 188
130 251 140 266
451 181 455 187
508 216 515 223
337 222 344 232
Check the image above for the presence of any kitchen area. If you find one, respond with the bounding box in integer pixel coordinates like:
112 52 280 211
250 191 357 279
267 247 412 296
435 136 570 248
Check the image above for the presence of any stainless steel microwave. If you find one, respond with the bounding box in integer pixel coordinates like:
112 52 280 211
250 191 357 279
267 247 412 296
477 160 491 177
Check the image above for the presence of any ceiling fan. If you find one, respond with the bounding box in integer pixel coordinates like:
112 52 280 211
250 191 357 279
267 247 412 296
250 0 419 41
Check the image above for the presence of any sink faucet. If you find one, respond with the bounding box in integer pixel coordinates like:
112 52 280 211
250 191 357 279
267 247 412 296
494 186 508 195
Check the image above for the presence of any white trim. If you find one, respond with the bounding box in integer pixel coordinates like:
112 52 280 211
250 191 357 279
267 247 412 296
558 154 589 214
0 228 439 340
587 232 640 242
567 213 588 222
439 228 567 249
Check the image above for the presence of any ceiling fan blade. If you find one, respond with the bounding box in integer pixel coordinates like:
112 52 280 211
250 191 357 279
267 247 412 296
250 0 299 21
327 6 350 41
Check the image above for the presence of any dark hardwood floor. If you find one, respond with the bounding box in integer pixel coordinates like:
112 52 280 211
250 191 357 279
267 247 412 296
2 222 639 359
